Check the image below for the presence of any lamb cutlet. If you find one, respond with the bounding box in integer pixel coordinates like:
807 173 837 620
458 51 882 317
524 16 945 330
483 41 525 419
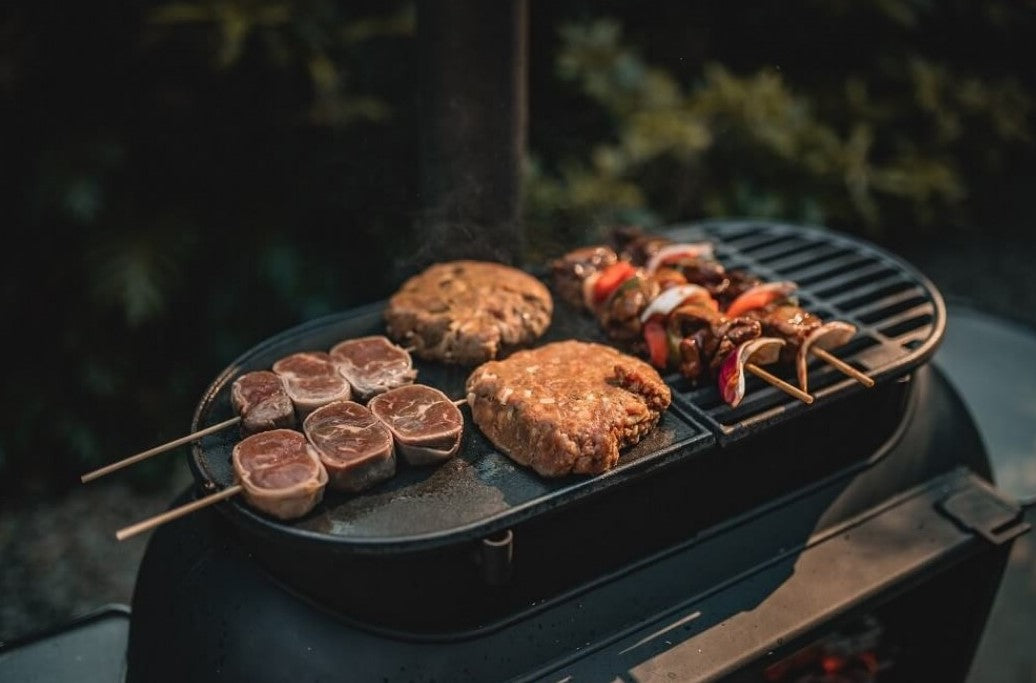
230 370 296 436
303 401 396 493
465 340 671 478
384 260 553 366
549 245 618 309
368 384 464 465
232 428 328 520
271 351 352 416
330 335 417 402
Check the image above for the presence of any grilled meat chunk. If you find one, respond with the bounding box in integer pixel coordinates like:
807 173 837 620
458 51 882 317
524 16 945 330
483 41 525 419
611 226 672 266
550 245 618 309
465 340 671 477
607 226 761 308
385 260 553 366
747 304 823 362
330 335 417 402
596 275 660 343
668 305 763 381
230 370 296 435
368 384 464 465
232 429 328 520
271 351 352 417
711 269 765 310
303 401 396 493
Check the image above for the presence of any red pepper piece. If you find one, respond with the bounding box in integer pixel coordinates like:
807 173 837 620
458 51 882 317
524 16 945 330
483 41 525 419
643 319 669 369
592 262 637 304
725 281 797 318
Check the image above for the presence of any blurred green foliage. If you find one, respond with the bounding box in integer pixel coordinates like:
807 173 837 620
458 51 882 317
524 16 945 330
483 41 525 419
523 2 1035 258
2 0 1034 497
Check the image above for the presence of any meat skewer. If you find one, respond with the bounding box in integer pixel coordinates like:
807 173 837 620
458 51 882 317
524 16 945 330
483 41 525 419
726 281 875 391
81 369 295 483
82 335 417 484
554 246 812 405
624 230 872 389
552 228 870 398
662 302 812 406
115 386 469 540
116 428 328 540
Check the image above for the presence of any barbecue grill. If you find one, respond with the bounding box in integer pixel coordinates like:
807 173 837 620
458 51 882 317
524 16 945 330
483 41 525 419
119 219 1030 682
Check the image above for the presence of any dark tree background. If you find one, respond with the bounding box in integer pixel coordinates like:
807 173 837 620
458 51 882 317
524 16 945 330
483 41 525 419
2 0 1035 499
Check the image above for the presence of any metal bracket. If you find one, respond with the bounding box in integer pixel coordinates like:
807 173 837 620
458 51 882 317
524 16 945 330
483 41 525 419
938 478 1031 545
479 529 514 586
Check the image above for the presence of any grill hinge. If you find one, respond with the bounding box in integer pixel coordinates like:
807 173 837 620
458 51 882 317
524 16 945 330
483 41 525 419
938 477 1031 546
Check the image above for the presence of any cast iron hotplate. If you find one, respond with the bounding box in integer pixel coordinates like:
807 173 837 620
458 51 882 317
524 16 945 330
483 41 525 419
189 303 713 552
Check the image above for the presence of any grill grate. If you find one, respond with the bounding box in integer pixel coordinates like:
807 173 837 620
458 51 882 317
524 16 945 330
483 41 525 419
661 220 944 443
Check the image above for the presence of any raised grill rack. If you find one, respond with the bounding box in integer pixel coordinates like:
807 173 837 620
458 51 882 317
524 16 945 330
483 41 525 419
661 220 944 443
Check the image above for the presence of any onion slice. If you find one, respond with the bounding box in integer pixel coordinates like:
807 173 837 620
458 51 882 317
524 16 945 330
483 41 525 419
717 337 786 407
797 321 857 392
645 242 715 274
639 284 715 323
725 281 798 318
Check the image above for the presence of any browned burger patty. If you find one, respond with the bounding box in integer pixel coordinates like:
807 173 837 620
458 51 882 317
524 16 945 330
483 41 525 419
384 260 553 366
465 340 671 477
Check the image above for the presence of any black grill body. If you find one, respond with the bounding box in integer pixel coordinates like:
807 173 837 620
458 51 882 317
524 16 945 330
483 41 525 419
127 363 1025 682
126 220 1028 682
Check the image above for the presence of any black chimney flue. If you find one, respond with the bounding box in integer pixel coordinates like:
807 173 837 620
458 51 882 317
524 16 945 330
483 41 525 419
415 0 528 266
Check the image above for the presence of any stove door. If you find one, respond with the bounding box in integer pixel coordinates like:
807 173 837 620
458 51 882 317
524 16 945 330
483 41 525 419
539 468 1029 683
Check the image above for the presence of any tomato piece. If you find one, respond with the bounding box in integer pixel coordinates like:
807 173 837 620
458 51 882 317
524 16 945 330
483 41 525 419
592 262 637 304
643 320 669 369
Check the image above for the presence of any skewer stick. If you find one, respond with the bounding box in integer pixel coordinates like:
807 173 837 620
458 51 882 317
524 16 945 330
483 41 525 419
81 416 242 483
116 484 244 541
452 397 467 407
746 363 814 404
811 348 875 387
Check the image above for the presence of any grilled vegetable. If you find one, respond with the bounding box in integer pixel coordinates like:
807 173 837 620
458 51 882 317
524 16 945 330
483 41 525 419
645 242 715 274
592 262 638 305
643 319 669 369
725 281 797 318
717 337 786 407
639 284 717 324
797 321 857 392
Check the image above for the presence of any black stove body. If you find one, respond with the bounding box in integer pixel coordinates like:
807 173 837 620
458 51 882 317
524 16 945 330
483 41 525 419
126 222 1029 682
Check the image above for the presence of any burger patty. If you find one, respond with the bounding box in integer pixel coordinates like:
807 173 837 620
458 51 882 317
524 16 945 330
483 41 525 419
384 260 553 366
465 340 671 477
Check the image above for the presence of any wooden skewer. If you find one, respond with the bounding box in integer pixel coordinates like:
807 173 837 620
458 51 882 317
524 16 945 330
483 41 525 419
746 363 814 404
81 416 242 483
116 484 244 541
117 391 467 540
811 348 875 387
452 397 467 407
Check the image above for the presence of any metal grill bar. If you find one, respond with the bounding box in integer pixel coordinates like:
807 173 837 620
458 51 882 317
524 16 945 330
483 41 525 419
657 221 944 443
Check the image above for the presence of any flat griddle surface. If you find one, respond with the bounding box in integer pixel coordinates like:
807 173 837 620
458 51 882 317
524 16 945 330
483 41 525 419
189 220 943 552
190 302 713 551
